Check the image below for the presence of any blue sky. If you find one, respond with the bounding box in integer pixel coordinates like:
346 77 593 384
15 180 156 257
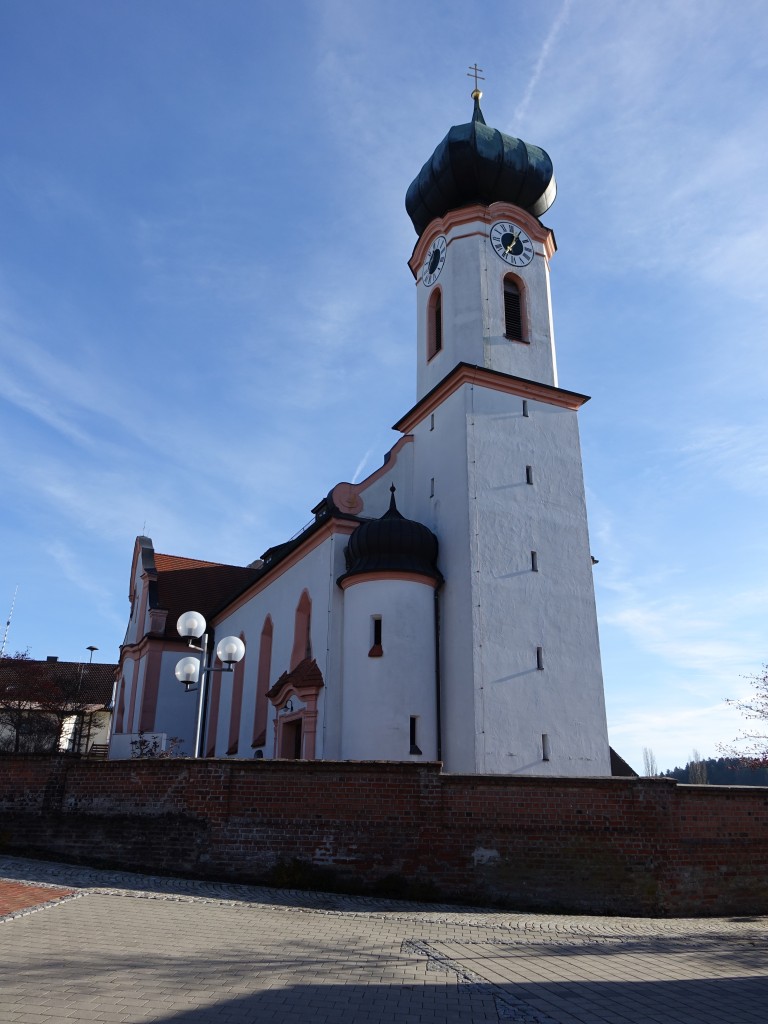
2 0 767 773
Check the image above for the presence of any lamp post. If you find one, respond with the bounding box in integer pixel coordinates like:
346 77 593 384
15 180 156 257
174 611 245 758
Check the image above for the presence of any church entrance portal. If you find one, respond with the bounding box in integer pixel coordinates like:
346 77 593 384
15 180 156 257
280 718 302 759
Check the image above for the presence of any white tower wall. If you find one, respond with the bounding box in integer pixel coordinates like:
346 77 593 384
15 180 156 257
339 577 437 760
406 382 610 776
414 204 558 401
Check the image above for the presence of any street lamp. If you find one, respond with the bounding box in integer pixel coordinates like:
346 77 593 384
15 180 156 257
174 610 245 757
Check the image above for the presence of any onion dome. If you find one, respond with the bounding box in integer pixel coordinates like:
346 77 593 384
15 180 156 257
405 92 556 237
338 486 442 586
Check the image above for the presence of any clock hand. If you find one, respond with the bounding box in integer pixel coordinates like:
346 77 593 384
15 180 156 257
505 229 520 253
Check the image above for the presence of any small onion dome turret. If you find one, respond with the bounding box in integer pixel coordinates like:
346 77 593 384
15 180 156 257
405 92 556 238
338 486 443 587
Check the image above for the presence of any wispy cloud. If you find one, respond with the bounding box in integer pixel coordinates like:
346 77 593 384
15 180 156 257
677 425 768 497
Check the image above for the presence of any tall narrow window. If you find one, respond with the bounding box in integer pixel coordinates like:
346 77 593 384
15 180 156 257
531 550 538 572
542 734 551 761
526 465 534 485
428 288 442 360
290 590 312 670
504 276 524 341
252 616 273 748
537 646 544 671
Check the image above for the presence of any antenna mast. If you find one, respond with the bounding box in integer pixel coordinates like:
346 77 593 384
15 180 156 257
0 585 19 659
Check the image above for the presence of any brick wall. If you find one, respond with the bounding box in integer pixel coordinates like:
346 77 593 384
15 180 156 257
1 756 766 916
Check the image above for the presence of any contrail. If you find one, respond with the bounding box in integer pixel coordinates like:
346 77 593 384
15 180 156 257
514 0 572 126
352 447 374 484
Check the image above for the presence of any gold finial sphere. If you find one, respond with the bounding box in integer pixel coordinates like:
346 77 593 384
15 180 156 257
471 88 483 101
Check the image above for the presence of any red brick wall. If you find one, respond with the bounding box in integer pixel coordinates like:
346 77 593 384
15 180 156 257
1 756 766 916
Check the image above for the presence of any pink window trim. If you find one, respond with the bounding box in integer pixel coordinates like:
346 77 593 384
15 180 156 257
252 616 273 748
126 659 140 734
115 677 126 733
289 590 312 671
427 287 442 362
268 658 324 761
138 647 162 733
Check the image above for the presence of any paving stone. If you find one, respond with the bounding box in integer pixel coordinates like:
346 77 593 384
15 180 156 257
1 856 767 1023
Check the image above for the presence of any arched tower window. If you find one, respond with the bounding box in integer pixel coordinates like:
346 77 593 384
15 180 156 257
503 275 525 342
427 288 442 360
290 590 312 671
252 616 273 748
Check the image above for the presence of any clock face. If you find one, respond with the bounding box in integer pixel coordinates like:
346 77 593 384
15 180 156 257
490 222 534 267
422 235 447 286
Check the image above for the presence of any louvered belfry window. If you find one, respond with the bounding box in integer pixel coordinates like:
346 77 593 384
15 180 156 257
504 277 523 341
428 288 443 359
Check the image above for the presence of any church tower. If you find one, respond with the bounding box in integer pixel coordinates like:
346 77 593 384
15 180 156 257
397 87 612 776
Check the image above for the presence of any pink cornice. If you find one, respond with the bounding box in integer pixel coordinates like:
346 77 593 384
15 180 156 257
393 364 589 435
329 435 414 516
148 607 168 635
339 570 440 590
409 202 556 278
211 519 357 622
119 634 189 668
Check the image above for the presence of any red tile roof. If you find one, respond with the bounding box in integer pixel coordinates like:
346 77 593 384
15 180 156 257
0 659 116 707
153 553 262 639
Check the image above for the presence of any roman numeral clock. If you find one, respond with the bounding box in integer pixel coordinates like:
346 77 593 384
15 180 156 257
490 221 534 267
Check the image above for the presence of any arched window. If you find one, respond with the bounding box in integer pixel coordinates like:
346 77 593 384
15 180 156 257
503 276 524 342
290 590 312 671
427 288 442 360
252 616 273 748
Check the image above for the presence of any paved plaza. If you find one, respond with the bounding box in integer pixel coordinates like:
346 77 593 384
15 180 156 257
1 856 766 1023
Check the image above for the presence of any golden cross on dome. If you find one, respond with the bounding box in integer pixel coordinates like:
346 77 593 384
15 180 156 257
467 63 485 96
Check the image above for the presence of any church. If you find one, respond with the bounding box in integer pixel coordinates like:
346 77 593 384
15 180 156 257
109 87 613 777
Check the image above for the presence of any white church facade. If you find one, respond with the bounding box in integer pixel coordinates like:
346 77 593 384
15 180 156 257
110 92 613 776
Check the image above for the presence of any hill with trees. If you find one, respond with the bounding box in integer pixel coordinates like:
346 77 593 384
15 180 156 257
662 756 768 786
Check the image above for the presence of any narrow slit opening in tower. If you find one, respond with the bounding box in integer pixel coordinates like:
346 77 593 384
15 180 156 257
410 716 422 755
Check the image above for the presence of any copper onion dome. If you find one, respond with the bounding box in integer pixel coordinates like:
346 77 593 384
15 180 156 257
405 94 556 237
338 486 442 586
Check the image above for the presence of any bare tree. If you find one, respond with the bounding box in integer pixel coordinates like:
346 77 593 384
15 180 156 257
720 665 768 768
0 651 57 753
37 665 98 752
0 653 96 754
642 746 658 776
687 748 708 784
